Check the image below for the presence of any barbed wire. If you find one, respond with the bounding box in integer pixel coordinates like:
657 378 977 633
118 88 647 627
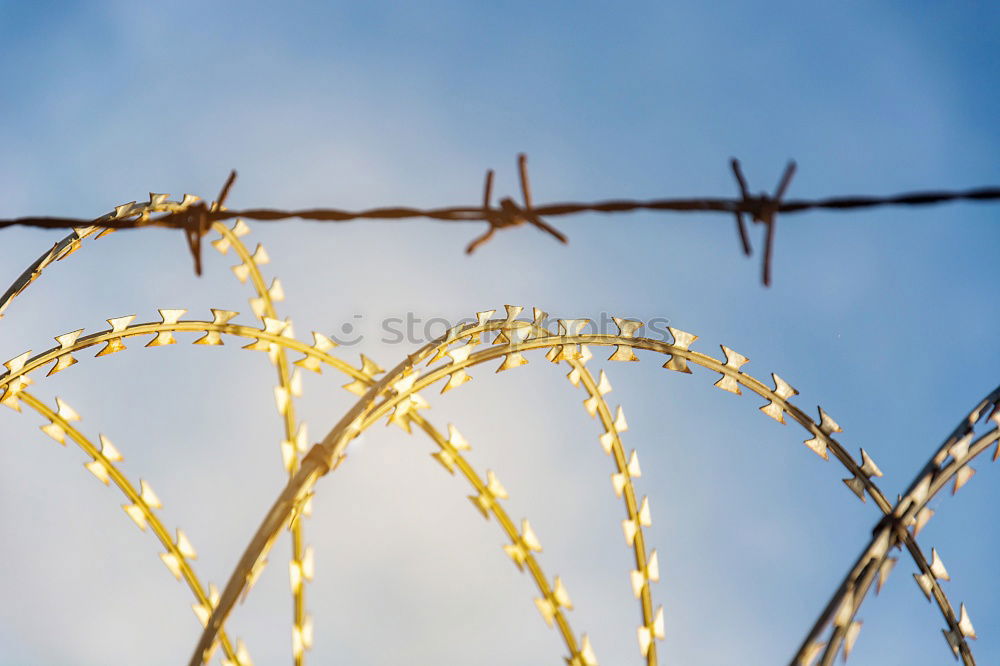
2 156 998 286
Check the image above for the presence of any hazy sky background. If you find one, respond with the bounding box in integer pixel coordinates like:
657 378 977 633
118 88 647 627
1 2 998 665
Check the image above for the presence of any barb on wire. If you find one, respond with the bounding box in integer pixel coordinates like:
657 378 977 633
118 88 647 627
2 156 998 286
466 154 568 254
181 170 238 275
731 159 797 286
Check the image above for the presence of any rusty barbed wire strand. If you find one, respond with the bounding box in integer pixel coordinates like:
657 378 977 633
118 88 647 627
2 156 998 286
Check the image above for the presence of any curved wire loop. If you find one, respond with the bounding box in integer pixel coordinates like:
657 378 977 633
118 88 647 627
0 203 984 666
16 391 251 665
792 389 1000 666
0 212 647 664
184 312 987 665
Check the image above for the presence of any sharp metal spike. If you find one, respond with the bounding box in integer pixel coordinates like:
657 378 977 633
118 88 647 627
210 235 231 255
535 597 557 627
55 397 80 422
486 470 508 499
497 350 528 372
842 476 866 502
123 504 148 530
843 620 863 662
99 434 123 461
176 529 197 559
834 587 855 627
876 557 897 594
40 422 66 444
3 350 31 373
929 549 950 581
579 634 598 666
913 572 933 601
817 406 843 435
627 450 641 477
301 546 315 581
160 552 184 580
638 496 652 526
503 304 524 323
432 449 457 474
599 431 615 455
96 315 136 356
268 278 285 302
608 317 642 361
652 605 665 639
229 219 250 236
637 626 652 657
622 519 638 546
445 424 470 451
859 449 883 478
192 602 212 627
158 308 187 325
958 603 976 639
942 628 961 656
803 432 830 460
49 330 83 375
663 327 697 373
910 476 932 506
280 440 296 472
140 480 163 509
953 466 976 494
630 569 646 598
521 519 542 552
801 641 827 666
713 345 750 394
251 243 270 265
913 507 935 538
54 329 84 349
648 550 660 581
596 370 612 395
611 472 627 497
442 369 472 393
231 263 251 283
613 405 628 432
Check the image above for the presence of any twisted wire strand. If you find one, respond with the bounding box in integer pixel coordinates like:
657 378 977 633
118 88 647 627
3 165 997 286
4 187 999 230
188 314 979 665
14 391 250 665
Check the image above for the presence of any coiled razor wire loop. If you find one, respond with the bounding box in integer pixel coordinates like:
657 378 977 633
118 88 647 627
183 311 993 665
3 195 996 663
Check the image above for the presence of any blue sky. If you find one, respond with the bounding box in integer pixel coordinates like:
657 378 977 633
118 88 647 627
0 2 998 665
